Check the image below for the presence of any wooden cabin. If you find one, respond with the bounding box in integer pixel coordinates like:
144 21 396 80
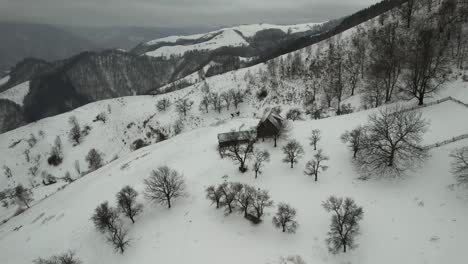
257 110 283 139
217 130 257 148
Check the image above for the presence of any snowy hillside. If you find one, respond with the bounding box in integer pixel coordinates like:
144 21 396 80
0 81 29 106
142 22 323 58
1 82 468 263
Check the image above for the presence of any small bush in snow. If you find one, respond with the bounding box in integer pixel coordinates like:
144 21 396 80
85 148 104 171
33 251 82 264
27 133 38 148
272 203 298 233
175 98 194 116
68 116 82 146
48 136 63 166
3 165 12 179
13 184 33 208
450 146 468 187
116 186 143 223
322 196 364 253
339 103 353 115
282 140 304 168
94 112 107 123
144 166 186 208
131 139 148 151
256 89 268 100
172 119 184 135
156 98 171 112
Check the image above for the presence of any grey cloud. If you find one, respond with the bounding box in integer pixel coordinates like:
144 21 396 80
0 0 381 27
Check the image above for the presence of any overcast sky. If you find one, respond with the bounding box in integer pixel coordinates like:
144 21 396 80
0 0 381 28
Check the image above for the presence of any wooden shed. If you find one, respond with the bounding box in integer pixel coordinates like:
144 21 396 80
257 110 284 139
217 130 257 148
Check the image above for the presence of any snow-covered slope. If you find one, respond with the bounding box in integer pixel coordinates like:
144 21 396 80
1 87 468 263
0 81 30 106
143 22 322 58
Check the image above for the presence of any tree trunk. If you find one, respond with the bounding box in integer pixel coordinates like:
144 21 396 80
343 242 347 253
130 215 135 223
167 196 172 209
388 148 395 167
418 95 424 105
282 224 286 232
315 173 318 182
290 161 294 168
255 170 258 179
274 137 277 147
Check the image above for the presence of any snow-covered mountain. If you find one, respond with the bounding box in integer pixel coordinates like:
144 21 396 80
138 23 324 58
1 0 468 263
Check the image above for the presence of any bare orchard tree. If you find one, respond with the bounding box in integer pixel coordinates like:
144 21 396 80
272 203 298 233
107 223 131 254
230 89 244 109
341 126 366 159
450 147 468 186
199 95 210 113
175 98 194 116
91 201 119 234
223 131 255 172
356 106 428 177
205 185 224 208
210 92 223 113
304 149 329 181
218 181 240 214
144 166 186 208
322 196 364 253
116 186 143 223
250 189 273 221
309 129 321 150
221 91 232 110
272 120 291 147
234 183 255 217
282 140 305 168
252 149 270 178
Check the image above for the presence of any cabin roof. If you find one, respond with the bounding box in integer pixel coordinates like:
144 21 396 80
217 130 256 143
259 110 283 130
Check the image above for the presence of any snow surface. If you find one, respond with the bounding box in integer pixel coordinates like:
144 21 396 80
0 81 30 106
0 75 9 86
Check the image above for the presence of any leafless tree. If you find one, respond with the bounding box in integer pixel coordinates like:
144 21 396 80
357 106 428 177
322 196 364 253
91 201 119 233
218 182 239 214
223 131 255 172
205 185 224 208
251 189 273 221
309 129 321 150
116 186 143 223
272 203 298 233
210 92 223 113
286 108 304 121
86 148 104 171
341 126 366 158
282 140 305 168
199 95 210 113
144 166 186 208
450 147 468 186
230 89 244 109
175 98 194 116
402 26 450 105
14 184 33 208
304 149 329 181
48 136 63 166
252 149 270 178
234 183 255 217
272 120 291 147
27 133 37 148
221 91 232 110
68 116 82 146
107 223 131 254
156 98 171 112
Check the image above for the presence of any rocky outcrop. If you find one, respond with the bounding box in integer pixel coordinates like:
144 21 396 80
0 99 24 133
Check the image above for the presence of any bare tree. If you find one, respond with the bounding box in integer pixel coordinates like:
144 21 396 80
286 108 304 121
107 223 131 254
272 203 298 233
357 106 428 177
48 136 63 166
450 147 468 186
309 129 321 150
234 183 255 217
341 126 366 158
116 186 143 223
251 189 273 221
68 116 82 146
205 185 223 208
304 149 329 181
156 98 171 112
3 165 12 179
223 131 255 172
218 182 239 214
144 166 186 208
27 133 38 148
91 201 119 233
210 92 223 113
282 140 305 168
252 149 270 178
199 95 210 113
230 89 244 109
86 149 104 171
322 196 364 253
14 184 33 208
175 98 194 116
221 91 232 110
402 26 449 105
272 120 291 147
